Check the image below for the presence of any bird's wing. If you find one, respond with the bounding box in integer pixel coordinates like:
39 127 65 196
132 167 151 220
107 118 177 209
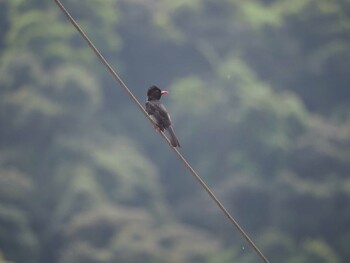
145 101 171 130
145 101 153 115
158 103 172 122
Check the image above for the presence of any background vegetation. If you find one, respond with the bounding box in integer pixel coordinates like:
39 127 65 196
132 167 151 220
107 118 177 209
1 0 350 262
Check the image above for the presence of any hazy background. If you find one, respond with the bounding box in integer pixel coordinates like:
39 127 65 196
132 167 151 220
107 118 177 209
1 0 350 262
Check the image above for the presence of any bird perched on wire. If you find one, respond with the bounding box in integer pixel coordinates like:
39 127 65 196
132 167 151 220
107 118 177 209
146 85 181 147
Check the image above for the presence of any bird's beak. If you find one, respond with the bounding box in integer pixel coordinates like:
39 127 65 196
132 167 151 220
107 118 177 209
161 90 169 95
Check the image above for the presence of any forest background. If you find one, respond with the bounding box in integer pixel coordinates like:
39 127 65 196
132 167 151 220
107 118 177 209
1 0 350 262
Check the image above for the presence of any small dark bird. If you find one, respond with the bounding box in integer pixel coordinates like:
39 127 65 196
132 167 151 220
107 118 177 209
146 85 181 147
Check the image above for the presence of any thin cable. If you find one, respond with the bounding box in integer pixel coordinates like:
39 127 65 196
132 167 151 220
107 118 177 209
54 1 270 262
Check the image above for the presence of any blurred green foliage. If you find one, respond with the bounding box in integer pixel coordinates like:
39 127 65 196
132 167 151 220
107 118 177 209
1 0 350 262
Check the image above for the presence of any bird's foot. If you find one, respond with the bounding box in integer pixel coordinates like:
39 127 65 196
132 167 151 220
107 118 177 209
153 124 162 133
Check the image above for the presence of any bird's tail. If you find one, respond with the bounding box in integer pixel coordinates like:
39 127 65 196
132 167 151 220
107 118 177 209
167 126 181 147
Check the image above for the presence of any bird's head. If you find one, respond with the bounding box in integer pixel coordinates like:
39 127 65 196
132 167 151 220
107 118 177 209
147 85 168 101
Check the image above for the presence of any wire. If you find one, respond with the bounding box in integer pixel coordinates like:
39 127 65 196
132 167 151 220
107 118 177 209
54 1 270 262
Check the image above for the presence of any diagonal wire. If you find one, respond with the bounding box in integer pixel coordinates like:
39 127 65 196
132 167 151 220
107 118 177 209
54 1 270 262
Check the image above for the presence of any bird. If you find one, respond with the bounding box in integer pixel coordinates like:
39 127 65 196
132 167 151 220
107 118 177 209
146 85 181 147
